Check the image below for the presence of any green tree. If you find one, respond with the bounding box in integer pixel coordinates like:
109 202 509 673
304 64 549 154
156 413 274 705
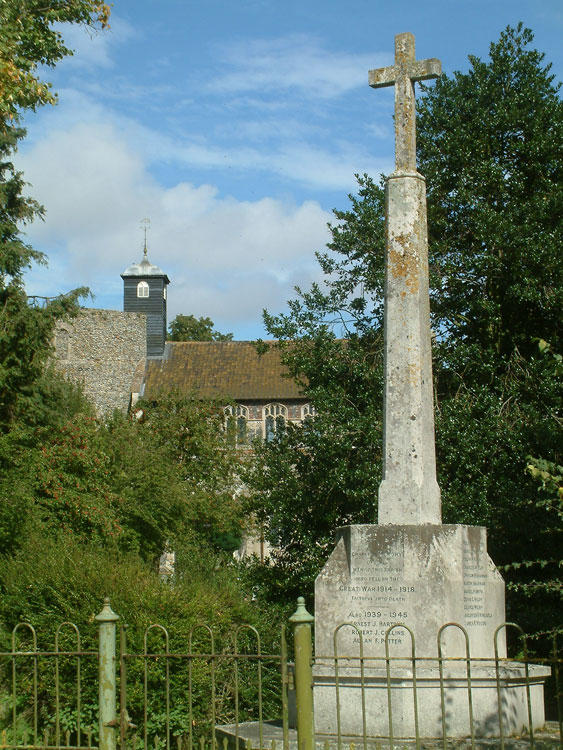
0 368 92 555
21 392 246 561
0 0 111 544
0 0 111 552
495 342 563 640
168 314 233 341
245 178 386 599
245 26 563 642
501 455 563 639
0 0 110 122
136 391 245 551
418 26 562 641
418 23 562 358
0 529 284 743
0 115 88 424
0 0 110 426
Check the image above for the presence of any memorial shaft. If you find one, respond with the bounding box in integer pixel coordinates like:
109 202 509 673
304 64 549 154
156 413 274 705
369 33 442 524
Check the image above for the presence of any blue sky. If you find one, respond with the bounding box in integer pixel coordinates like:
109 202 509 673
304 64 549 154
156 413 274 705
18 0 563 340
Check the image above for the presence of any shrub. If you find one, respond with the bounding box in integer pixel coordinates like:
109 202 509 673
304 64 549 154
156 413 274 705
0 531 285 744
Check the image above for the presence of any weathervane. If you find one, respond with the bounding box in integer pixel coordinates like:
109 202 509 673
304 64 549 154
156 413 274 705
140 218 151 258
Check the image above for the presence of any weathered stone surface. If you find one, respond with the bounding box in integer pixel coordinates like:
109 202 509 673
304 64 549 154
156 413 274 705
312 529 550 739
378 172 440 524
54 308 146 416
314 524 506 661
369 32 441 173
369 34 442 525
309 32 549 740
313 663 549 738
217 717 559 749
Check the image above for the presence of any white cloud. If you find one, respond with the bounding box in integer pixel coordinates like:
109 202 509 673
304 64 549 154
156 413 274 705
206 34 391 100
19 118 332 335
23 90 389 192
54 15 137 70
16 23 392 337
170 140 389 191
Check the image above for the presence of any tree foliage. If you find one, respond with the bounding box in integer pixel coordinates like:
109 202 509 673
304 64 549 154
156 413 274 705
0 0 111 426
0 117 88 423
0 4 277 736
420 28 562 637
0 389 246 562
134 391 246 552
245 26 563 643
0 529 284 743
419 23 562 359
168 314 233 342
0 0 110 121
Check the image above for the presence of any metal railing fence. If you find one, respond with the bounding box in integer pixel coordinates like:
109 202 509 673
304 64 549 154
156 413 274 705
0 621 98 750
309 616 562 750
118 618 289 750
0 598 560 750
0 599 289 750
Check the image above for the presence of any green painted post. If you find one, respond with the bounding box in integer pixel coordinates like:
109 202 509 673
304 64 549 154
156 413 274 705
290 597 314 750
96 598 119 750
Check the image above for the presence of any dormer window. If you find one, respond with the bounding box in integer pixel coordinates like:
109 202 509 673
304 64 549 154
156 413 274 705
137 281 149 298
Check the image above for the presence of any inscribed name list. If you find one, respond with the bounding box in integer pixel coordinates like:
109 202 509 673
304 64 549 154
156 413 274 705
314 524 506 660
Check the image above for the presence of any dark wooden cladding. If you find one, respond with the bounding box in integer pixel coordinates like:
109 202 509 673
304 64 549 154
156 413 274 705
123 276 168 357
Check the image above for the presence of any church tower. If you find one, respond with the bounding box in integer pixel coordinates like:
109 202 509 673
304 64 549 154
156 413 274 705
121 242 170 358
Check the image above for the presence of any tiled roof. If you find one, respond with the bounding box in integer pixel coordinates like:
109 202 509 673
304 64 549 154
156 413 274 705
142 341 304 401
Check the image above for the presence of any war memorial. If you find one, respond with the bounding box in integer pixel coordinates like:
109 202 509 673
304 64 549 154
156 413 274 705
312 32 549 740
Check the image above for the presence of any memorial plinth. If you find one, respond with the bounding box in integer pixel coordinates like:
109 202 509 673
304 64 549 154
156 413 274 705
313 662 548 739
313 525 548 738
315 524 506 661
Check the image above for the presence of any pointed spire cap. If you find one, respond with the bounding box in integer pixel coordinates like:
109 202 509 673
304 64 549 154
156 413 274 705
289 596 314 624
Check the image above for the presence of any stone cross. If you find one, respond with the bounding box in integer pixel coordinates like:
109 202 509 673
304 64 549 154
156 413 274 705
369 33 441 172
369 34 442 525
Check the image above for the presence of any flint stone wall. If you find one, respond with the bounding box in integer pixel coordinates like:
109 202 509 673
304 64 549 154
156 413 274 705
54 308 146 416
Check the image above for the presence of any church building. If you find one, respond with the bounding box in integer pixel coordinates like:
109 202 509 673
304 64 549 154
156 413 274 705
54 248 310 441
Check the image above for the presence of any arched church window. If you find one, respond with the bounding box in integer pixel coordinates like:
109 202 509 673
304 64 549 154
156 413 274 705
302 403 316 420
263 403 287 442
137 281 149 298
224 405 249 446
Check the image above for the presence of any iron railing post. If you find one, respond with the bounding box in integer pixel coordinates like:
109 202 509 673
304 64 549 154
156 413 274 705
290 597 314 750
96 598 119 750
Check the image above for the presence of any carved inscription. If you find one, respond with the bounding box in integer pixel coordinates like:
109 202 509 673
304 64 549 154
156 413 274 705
316 526 505 660
339 549 412 646
462 538 491 627
333 535 495 648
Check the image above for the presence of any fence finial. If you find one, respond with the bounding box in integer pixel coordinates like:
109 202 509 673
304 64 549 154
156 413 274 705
290 597 314 624
96 598 119 623
97 598 118 750
290 597 314 750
